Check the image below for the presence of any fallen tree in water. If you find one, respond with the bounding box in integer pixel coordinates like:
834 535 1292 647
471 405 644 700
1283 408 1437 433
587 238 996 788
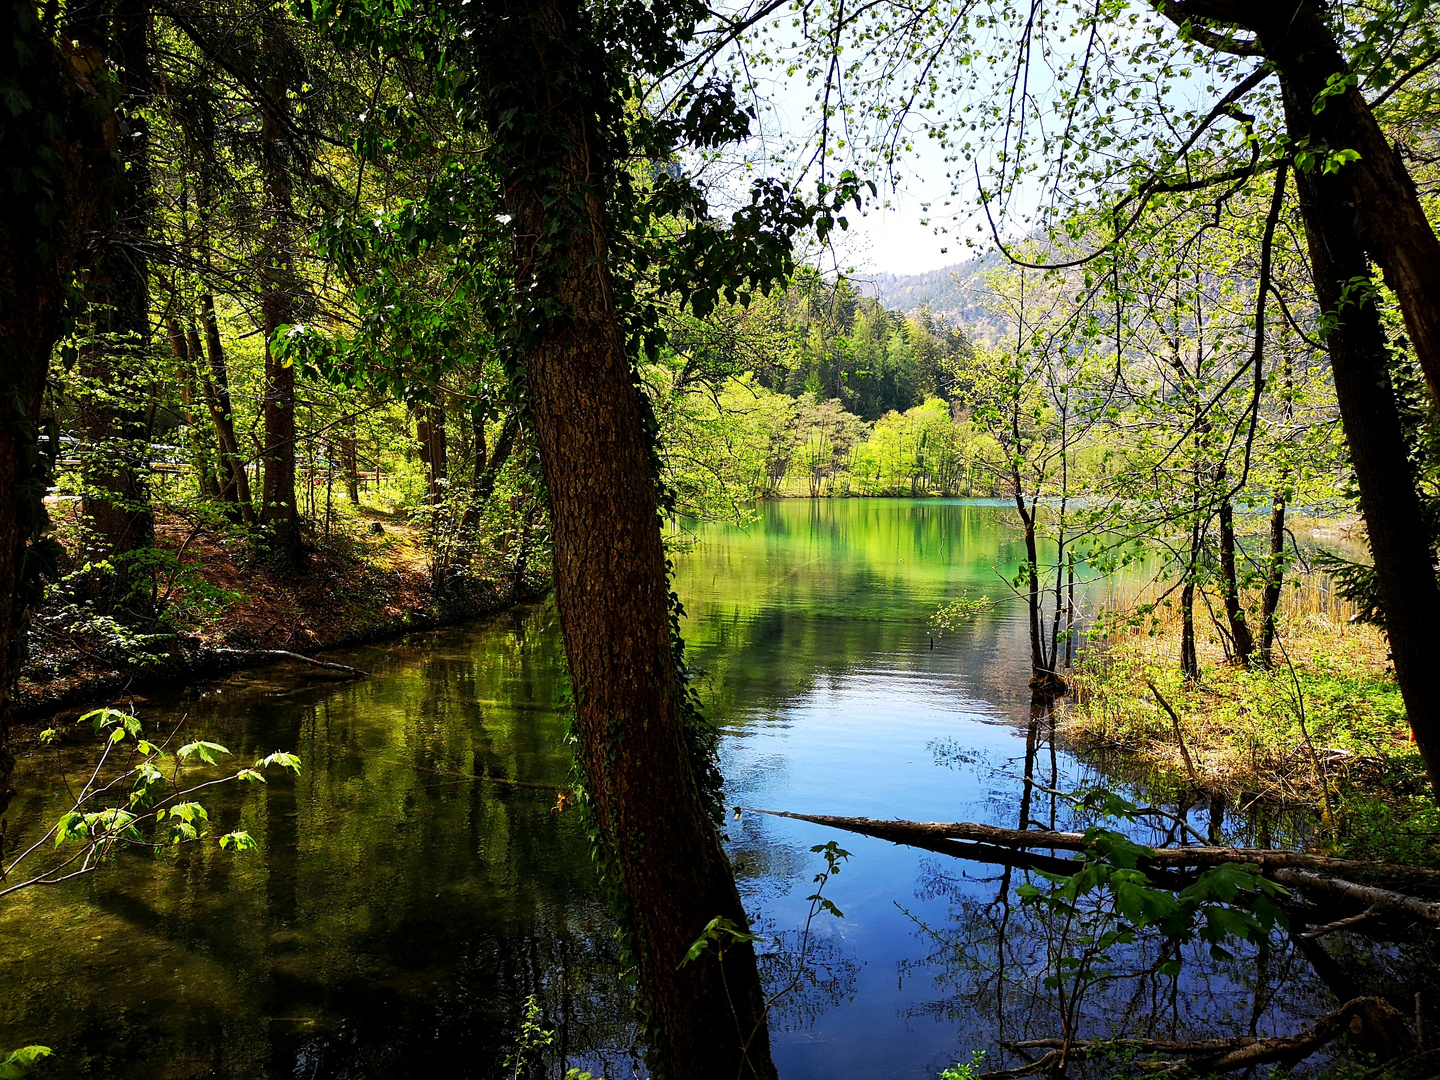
740 808 1440 882
738 804 1440 956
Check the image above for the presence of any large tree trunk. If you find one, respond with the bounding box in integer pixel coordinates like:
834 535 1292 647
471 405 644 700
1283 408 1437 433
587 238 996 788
257 16 302 570
1167 1 1440 403
1280 77 1440 795
479 3 776 1075
0 2 113 819
1246 4 1440 404
260 292 299 566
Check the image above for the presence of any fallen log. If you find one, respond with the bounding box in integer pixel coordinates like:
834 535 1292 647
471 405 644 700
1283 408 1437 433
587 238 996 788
206 647 370 679
1299 904 1381 939
1272 869 1440 924
1003 1035 1258 1055
981 997 1404 1079
1151 996 1409 1076
741 808 1440 882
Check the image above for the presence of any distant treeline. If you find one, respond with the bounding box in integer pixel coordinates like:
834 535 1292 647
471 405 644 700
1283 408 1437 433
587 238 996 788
651 271 1011 516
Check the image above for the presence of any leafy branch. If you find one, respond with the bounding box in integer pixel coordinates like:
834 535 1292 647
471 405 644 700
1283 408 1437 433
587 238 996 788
0 707 300 900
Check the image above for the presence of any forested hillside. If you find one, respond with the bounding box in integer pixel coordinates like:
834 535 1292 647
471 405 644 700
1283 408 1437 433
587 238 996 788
861 252 1009 343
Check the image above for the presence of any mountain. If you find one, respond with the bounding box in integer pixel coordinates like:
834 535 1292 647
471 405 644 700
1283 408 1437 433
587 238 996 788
854 250 1010 344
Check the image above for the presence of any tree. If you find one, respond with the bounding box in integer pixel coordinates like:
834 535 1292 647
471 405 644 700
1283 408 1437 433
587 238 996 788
457 5 781 1071
45 0 159 622
962 258 1099 690
0 0 116 818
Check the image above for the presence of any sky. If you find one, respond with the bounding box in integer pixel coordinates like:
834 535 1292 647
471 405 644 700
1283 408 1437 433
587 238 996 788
831 186 974 278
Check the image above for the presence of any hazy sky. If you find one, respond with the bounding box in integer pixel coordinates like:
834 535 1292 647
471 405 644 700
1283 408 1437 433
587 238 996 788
833 186 976 278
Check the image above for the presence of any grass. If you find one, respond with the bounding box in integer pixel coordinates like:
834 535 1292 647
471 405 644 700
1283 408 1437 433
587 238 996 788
1059 575 1440 866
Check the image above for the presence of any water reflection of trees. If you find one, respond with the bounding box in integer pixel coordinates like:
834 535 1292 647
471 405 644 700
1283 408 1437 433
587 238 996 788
753 918 862 1034
675 501 1042 726
0 608 640 1079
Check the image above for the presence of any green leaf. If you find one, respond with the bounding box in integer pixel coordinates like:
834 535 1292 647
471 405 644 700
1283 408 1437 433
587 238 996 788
177 741 231 766
54 811 86 846
0 1046 52 1080
219 831 258 852
163 802 208 825
167 821 200 844
256 751 302 774
679 915 760 967
1322 148 1362 174
79 707 129 733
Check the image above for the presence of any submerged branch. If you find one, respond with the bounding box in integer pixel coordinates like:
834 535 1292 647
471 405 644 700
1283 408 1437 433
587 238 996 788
205 647 370 678
990 997 1405 1078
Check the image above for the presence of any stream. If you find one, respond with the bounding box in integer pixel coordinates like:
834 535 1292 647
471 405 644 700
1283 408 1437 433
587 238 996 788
0 499 1424 1078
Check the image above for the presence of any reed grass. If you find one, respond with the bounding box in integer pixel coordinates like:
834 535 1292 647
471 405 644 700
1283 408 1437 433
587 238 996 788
1060 574 1440 864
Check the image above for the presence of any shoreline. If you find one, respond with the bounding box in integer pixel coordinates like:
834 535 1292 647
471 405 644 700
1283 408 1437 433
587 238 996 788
16 506 549 724
13 581 546 724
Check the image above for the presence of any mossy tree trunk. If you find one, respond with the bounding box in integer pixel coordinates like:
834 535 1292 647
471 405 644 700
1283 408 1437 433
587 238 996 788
477 3 778 1075
0 0 114 819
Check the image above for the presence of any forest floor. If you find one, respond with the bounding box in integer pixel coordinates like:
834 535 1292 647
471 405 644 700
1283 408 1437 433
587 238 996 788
16 499 528 719
1059 577 1439 866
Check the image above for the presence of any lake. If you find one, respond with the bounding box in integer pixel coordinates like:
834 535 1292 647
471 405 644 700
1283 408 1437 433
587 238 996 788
0 499 1409 1078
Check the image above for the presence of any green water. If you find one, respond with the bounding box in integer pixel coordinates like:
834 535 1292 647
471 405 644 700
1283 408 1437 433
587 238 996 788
0 500 1418 1078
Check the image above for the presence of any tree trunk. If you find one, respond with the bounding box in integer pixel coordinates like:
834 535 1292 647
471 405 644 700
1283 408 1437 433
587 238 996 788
260 291 299 566
477 409 520 505
340 427 359 504
256 14 303 569
0 0 113 819
1259 496 1285 668
74 0 155 616
1013 484 1048 686
1180 577 1199 683
182 317 226 502
198 292 255 522
1280 76 1440 795
165 314 221 499
1259 348 1293 670
415 401 447 505
1217 497 1254 666
1243 3 1440 405
1164 1 1440 404
479 3 776 1075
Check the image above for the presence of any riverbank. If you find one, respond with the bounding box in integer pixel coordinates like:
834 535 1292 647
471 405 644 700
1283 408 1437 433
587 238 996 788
17 506 541 721
1059 579 1438 866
